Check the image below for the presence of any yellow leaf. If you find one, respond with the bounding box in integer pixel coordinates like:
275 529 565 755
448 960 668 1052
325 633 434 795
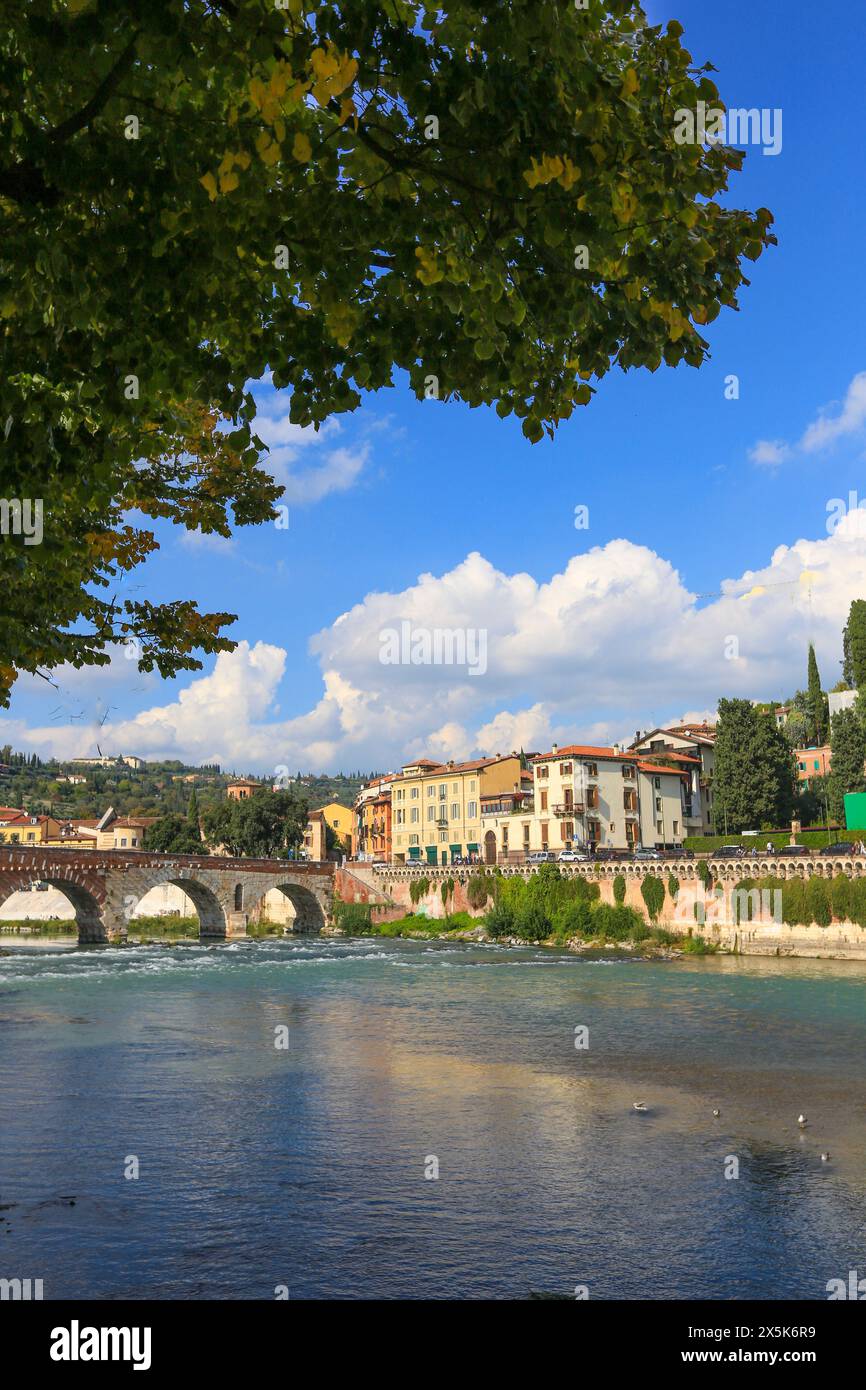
219 169 240 193
310 47 339 81
292 131 312 163
339 96 357 127
620 67 639 99
558 156 580 191
199 171 218 202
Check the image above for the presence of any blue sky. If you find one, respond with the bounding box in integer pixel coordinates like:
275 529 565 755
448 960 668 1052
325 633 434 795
6 0 866 773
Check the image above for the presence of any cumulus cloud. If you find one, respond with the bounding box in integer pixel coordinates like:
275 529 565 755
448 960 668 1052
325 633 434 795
749 439 791 468
5 516 866 772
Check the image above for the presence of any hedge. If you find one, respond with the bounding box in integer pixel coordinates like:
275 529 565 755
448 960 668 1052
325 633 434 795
683 830 863 853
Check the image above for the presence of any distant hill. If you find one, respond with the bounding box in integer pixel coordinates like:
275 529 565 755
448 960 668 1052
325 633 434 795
0 750 376 821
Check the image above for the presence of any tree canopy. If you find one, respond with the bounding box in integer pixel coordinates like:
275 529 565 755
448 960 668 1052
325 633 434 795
712 698 796 834
202 788 309 857
1 1 774 703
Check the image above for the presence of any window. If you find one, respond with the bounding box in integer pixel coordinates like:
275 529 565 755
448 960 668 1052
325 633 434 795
655 797 662 812
427 785 436 797
560 762 573 775
541 824 549 847
502 826 509 847
396 809 405 825
540 790 548 811
409 834 419 845
410 808 419 824
523 824 530 847
673 821 679 835
654 777 661 789
120 837 127 847
610 823 616 833
427 805 435 822
451 803 460 820
562 821 573 843
623 765 635 779
586 763 598 777
395 788 403 802
537 765 549 779
411 787 419 799
469 780 476 792
439 829 448 843
814 760 820 771
467 801 477 819
656 820 663 835
452 782 458 794
439 784 447 800
798 761 806 771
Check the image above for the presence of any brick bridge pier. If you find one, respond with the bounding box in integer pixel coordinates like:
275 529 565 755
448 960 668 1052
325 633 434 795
0 847 335 944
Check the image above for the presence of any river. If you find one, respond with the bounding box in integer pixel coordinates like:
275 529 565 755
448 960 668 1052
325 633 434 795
2 934 865 1299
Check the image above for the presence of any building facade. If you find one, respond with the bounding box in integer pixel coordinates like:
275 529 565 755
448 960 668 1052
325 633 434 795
630 724 716 834
391 755 523 863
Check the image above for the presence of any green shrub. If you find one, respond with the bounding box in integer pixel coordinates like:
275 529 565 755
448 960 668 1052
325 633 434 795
850 878 866 928
613 873 626 905
667 873 679 900
333 899 373 934
484 904 514 938
697 859 712 890
804 876 832 927
514 902 551 942
552 898 593 940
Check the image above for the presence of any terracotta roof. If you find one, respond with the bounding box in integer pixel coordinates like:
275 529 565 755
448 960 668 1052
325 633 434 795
400 757 444 769
635 761 688 777
0 807 26 819
532 745 634 763
638 750 700 765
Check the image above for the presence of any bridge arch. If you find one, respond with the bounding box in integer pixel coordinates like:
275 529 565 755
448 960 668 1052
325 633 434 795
0 872 105 942
116 873 227 938
251 881 326 933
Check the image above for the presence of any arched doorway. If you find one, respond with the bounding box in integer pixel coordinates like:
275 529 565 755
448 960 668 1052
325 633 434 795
484 831 497 865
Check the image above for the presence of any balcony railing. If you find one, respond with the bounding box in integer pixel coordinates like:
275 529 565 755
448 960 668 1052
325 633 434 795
553 802 584 816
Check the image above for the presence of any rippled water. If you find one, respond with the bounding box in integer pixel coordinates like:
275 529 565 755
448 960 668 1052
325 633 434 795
2 934 866 1299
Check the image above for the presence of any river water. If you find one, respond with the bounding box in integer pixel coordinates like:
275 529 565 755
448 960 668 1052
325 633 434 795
1 934 865 1300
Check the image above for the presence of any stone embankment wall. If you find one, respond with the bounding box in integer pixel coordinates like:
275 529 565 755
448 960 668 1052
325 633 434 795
339 862 866 959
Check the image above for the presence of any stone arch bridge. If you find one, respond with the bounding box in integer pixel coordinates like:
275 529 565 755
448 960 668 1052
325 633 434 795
0 846 335 944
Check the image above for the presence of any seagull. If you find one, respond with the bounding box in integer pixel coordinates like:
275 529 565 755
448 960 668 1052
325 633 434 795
632 1102 648 1113
712 1108 720 1118
797 1114 808 1128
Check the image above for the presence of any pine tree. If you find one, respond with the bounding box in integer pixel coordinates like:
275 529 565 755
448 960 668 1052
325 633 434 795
187 788 200 836
828 707 866 823
806 644 828 744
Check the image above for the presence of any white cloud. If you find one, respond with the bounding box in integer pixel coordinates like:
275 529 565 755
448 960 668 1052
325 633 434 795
253 403 369 504
800 371 866 453
5 519 866 773
749 370 866 466
749 439 791 468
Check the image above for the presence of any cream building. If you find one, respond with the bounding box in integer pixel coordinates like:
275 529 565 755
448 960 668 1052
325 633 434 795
391 755 523 864
481 744 688 862
630 724 716 833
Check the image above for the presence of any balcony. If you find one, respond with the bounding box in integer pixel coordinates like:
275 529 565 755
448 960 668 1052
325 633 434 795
553 802 584 816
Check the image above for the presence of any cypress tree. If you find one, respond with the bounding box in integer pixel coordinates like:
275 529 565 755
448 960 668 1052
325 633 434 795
713 699 797 833
843 599 866 690
807 644 828 744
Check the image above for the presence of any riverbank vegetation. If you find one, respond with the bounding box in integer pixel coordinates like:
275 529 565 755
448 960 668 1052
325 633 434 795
334 868 713 953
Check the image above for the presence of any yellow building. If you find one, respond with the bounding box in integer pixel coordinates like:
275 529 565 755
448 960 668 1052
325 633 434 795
390 755 523 864
0 811 61 845
315 801 354 854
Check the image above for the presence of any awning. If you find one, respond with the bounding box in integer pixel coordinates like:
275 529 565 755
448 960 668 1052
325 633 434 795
467 843 479 852
425 846 438 864
408 846 421 859
449 844 461 852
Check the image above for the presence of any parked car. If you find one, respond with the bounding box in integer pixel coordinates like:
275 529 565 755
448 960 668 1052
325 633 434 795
710 845 747 858
592 846 627 861
777 844 812 857
818 842 855 856
526 850 556 864
558 848 591 862
632 846 663 861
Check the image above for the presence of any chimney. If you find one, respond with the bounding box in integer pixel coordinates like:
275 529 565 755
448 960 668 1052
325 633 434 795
635 730 640 743
552 743 558 754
